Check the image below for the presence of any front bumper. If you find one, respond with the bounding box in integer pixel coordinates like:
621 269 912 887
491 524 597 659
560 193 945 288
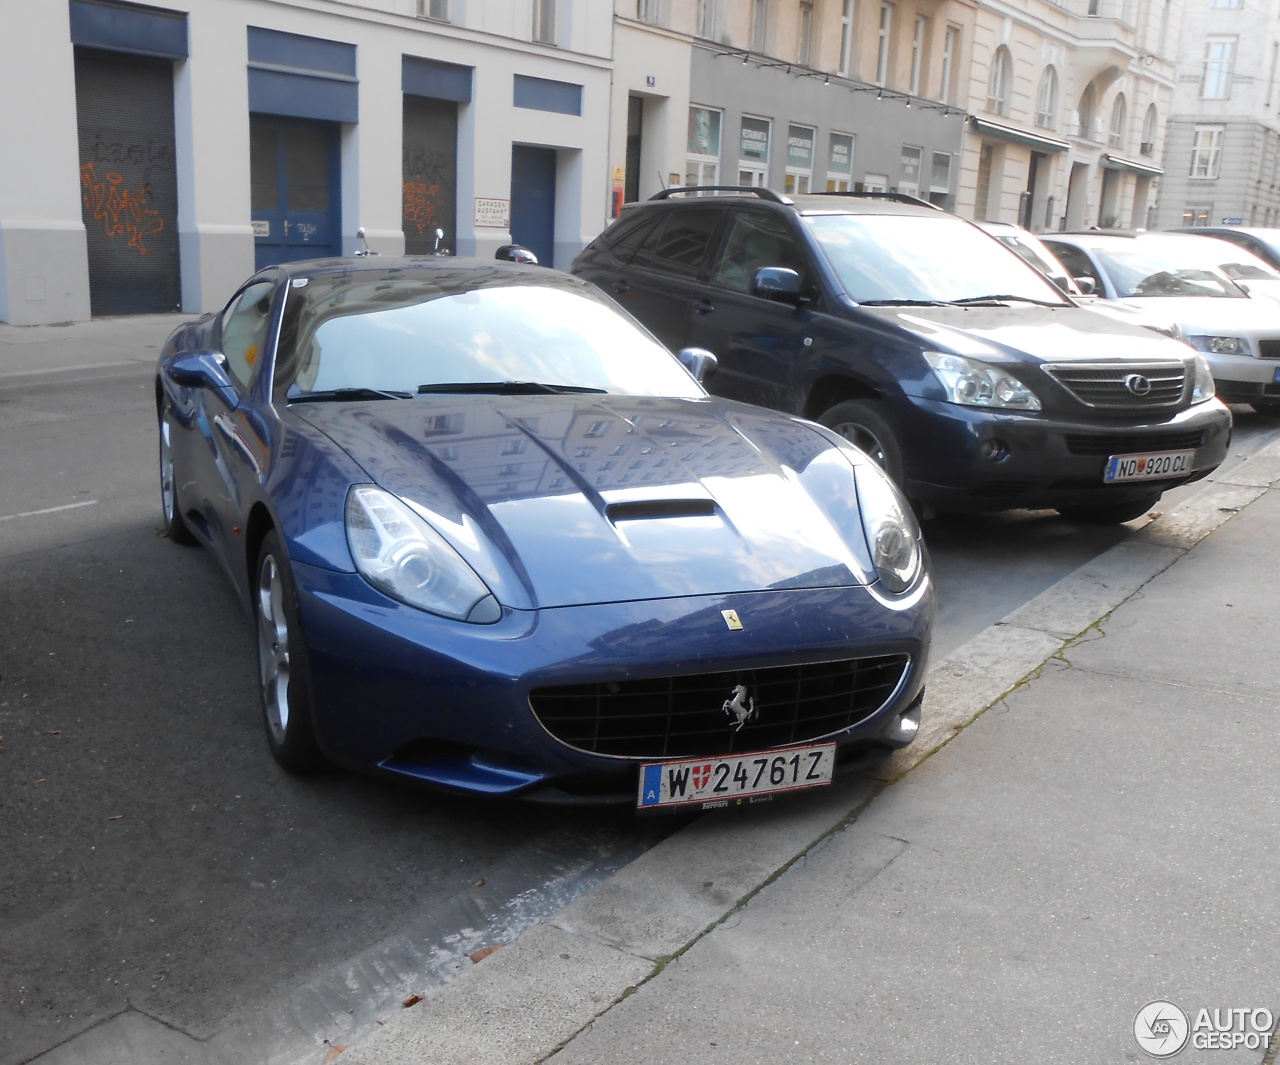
292 567 934 803
900 395 1232 512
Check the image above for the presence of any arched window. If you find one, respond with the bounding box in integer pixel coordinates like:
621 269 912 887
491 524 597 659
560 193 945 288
1077 83 1097 139
1035 66 1059 129
988 46 1013 116
1141 104 1158 154
1109 93 1127 149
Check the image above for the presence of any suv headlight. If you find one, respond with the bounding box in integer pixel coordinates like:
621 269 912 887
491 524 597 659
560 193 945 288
1190 354 1217 404
1186 334 1249 356
854 463 922 594
923 352 1042 411
345 484 501 623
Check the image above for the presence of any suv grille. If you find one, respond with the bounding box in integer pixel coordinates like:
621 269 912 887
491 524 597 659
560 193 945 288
529 655 910 759
1065 429 1206 456
1258 339 1280 359
1044 362 1186 409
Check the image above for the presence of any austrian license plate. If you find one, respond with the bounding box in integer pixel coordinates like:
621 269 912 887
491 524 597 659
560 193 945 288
1104 449 1194 483
637 743 836 811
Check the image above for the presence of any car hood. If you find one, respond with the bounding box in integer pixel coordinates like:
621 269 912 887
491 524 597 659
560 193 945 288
1089 295 1280 337
293 395 879 609
859 304 1195 363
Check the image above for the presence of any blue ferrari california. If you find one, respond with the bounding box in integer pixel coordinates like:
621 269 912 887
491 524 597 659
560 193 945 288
156 257 933 809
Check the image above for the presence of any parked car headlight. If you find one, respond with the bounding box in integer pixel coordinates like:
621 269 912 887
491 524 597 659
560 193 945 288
1190 355 1217 404
345 484 500 622
1186 334 1249 356
854 463 922 594
922 352 1042 411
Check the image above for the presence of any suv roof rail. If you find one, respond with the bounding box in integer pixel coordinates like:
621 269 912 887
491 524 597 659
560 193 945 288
811 191 943 211
649 185 794 204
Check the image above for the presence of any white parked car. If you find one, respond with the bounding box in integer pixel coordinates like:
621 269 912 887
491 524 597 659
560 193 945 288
1043 232 1280 414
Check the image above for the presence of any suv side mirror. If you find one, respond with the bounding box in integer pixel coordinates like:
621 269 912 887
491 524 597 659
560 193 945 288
677 347 718 382
752 267 803 303
1073 276 1097 295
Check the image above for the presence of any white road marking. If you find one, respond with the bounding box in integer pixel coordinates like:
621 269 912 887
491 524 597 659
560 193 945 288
0 359 150 380
0 500 99 522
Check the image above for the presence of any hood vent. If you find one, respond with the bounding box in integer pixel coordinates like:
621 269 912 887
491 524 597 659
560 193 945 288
605 499 718 523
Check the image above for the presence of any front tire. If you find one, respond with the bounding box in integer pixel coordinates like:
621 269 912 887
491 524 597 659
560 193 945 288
256 531 325 773
817 399 905 486
158 413 196 544
1056 494 1161 525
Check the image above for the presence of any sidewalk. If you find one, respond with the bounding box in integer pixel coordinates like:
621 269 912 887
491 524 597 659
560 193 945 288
0 314 184 379
338 441 1280 1065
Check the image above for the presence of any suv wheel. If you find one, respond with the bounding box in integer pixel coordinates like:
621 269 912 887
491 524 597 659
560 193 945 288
818 400 904 486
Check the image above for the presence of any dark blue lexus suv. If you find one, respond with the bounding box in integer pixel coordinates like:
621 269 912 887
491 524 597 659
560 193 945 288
571 188 1231 524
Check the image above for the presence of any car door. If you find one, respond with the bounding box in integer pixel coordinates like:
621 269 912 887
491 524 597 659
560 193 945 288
604 205 725 353
186 279 276 568
682 208 825 412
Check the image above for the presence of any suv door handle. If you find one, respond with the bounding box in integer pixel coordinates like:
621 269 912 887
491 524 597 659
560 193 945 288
694 299 716 315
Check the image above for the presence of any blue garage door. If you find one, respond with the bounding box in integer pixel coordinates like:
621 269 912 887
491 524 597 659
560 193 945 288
511 146 557 268
251 117 341 269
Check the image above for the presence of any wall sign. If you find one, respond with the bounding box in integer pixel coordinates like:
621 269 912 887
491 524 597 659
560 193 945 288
474 197 510 228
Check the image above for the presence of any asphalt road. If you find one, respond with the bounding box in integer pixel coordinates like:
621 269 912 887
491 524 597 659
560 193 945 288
1 360 1275 1064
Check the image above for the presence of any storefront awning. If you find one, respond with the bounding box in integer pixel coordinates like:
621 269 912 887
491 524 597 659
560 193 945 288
1102 153 1164 177
968 116 1070 153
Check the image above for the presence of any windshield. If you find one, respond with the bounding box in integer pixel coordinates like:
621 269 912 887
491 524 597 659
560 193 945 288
1093 240 1247 298
276 277 703 399
804 213 1069 305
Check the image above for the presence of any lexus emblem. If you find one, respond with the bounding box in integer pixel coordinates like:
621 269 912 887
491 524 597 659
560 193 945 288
722 684 757 731
1124 373 1153 397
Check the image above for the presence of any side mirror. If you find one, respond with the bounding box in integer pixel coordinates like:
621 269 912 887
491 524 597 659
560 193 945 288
167 350 233 391
1073 276 1097 295
751 266 803 303
677 346 718 382
496 244 539 264
1236 281 1251 296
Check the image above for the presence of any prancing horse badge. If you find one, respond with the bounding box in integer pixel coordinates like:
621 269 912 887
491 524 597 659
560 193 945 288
721 609 743 631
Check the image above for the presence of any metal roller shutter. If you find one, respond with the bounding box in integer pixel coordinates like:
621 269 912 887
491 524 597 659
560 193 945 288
74 48 180 315
402 96 458 256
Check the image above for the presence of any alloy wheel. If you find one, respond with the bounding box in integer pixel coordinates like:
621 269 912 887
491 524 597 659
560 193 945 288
257 554 291 742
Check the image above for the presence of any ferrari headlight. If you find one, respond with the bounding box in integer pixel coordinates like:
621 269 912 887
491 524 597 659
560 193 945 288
345 484 500 623
1186 334 1249 356
923 352 1042 411
854 463 922 594
1190 355 1217 404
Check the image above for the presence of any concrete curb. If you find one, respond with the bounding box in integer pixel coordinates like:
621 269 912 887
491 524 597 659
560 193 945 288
340 436 1280 1065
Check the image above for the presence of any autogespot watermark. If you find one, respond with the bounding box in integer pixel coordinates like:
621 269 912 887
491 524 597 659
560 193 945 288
1134 1000 1276 1057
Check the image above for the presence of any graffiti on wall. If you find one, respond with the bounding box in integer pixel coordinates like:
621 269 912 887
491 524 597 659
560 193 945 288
403 145 451 237
80 162 165 256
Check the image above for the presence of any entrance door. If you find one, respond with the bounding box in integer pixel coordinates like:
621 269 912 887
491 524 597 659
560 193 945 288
403 96 458 255
511 146 556 267
250 117 340 269
625 96 643 204
75 48 181 314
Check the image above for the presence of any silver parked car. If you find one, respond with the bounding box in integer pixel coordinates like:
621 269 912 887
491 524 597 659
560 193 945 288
1043 232 1280 414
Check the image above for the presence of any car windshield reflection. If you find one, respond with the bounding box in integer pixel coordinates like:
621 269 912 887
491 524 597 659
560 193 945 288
804 214 1069 306
278 279 703 399
1093 246 1245 299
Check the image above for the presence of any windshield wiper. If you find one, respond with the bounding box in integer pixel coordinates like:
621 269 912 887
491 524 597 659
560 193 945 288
288 387 413 403
857 298 950 307
416 381 608 395
948 294 1065 307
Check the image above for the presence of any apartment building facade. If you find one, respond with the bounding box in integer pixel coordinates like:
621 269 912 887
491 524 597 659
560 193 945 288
1156 0 1280 229
0 0 612 324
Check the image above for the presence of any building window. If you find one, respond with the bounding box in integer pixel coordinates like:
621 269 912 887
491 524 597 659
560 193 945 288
1182 206 1211 226
418 0 448 20
533 0 556 44
1210 0 1242 7
909 16 927 96
1269 42 1279 108
686 105 722 188
940 25 958 104
751 0 769 52
1202 37 1236 99
928 150 953 207
1140 104 1157 154
1108 93 1127 149
839 0 855 76
785 123 815 194
862 172 888 192
1035 66 1058 129
798 1 814 65
899 144 922 197
697 0 720 39
1077 84 1096 140
637 0 663 25
1190 125 1225 179
988 46 1012 117
827 132 855 190
876 3 892 86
